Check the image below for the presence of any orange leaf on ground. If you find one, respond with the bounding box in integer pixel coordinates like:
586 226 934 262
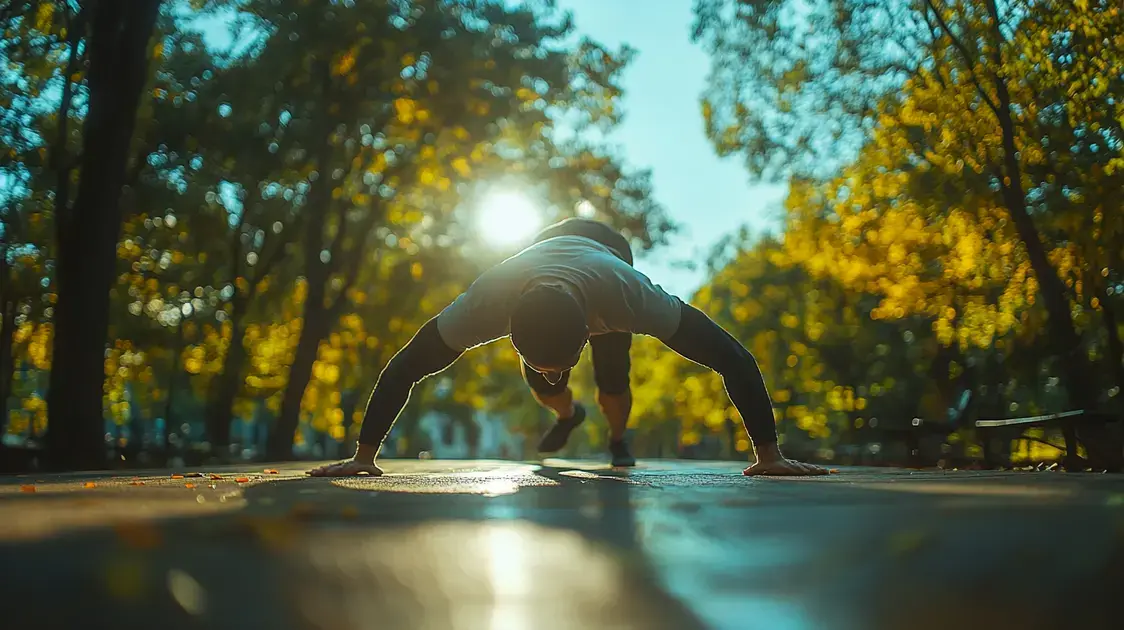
184 483 195 489
235 477 250 483
171 474 184 479
264 469 279 474
209 474 223 480
20 485 36 493
84 482 96 488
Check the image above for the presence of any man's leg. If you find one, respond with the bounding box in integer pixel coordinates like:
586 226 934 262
590 333 636 466
522 361 585 453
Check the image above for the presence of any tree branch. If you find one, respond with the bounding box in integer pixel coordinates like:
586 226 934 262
219 191 250 298
923 0 1002 117
52 3 86 239
247 213 302 294
325 202 349 272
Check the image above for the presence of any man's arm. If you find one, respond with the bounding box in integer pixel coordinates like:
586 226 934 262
661 300 826 476
309 316 462 476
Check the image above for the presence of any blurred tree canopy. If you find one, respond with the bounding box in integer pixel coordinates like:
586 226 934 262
2 0 1122 471
687 0 1124 465
0 0 673 469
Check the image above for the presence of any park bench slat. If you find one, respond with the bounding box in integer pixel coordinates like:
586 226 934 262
975 410 1087 428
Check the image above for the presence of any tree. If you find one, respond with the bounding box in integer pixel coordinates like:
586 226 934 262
45 0 162 470
694 0 1124 467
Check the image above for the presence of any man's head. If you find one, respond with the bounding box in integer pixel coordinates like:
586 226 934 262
510 285 588 384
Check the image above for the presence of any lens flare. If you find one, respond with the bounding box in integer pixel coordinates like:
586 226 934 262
476 190 543 247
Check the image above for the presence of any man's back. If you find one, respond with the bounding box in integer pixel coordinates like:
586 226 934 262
436 234 681 351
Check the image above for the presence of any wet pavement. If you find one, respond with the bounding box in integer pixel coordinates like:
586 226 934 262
2 459 1124 629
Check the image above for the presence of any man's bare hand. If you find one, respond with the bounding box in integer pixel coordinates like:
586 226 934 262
307 459 384 477
744 457 828 476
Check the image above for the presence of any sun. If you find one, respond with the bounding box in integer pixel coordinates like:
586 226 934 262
476 190 544 247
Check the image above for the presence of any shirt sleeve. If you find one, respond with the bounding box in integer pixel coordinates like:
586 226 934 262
617 262 683 340
435 289 510 351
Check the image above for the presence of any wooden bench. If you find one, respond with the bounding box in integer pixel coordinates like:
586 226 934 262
975 410 1122 472
865 391 975 467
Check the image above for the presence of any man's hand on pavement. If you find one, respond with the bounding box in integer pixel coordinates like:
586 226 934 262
743 457 828 476
744 441 829 476
306 459 384 477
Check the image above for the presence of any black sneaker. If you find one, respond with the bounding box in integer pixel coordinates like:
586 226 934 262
609 439 636 467
537 404 587 453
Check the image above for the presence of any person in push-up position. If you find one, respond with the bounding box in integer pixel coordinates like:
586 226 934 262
309 217 827 477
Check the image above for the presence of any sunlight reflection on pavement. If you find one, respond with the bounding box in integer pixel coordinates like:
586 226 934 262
2 460 1123 629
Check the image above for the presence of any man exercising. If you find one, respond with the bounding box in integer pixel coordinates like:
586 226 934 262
309 217 826 477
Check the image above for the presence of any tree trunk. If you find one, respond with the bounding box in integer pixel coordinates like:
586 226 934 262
205 308 247 455
45 0 163 472
266 177 333 460
0 241 14 410
1099 287 1124 396
267 264 330 460
0 300 14 411
159 321 185 466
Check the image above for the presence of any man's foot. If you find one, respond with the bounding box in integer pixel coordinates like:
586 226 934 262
537 403 586 453
609 439 636 467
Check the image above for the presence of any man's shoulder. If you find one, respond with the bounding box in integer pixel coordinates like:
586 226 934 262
522 233 614 256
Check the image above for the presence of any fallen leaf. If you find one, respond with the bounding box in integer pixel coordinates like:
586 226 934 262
235 477 250 483
264 469 279 474
209 474 223 480
829 469 840 474
20 485 36 493
171 474 184 479
84 482 97 488
184 483 196 489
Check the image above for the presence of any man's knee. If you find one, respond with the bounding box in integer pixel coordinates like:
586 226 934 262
523 362 571 398
597 388 630 407
593 363 630 397
531 381 570 400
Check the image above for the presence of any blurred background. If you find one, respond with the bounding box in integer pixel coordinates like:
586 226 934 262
1 0 1121 473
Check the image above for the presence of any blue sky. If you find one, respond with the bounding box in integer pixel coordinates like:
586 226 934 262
552 0 785 296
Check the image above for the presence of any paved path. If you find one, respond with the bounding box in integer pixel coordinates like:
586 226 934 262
2 460 1124 629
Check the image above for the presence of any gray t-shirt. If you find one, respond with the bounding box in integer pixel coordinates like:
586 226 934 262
436 235 682 351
